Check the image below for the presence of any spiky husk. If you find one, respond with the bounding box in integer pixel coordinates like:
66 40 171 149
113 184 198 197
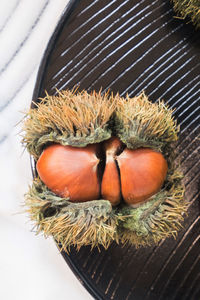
22 89 116 159
25 179 121 251
171 0 200 28
23 89 188 250
118 178 187 247
25 171 187 249
114 92 179 152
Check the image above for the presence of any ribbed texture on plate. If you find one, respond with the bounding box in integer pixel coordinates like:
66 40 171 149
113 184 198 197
34 0 200 299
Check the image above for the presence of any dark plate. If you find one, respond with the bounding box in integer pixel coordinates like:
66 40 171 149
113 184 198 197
32 0 200 299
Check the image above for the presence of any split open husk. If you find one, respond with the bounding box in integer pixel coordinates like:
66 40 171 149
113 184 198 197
22 89 188 251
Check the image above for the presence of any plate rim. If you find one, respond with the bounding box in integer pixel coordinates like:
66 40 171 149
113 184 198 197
31 1 103 299
30 1 200 299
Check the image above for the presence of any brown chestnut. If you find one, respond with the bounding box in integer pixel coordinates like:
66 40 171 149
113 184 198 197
36 143 100 202
101 137 122 205
117 148 168 205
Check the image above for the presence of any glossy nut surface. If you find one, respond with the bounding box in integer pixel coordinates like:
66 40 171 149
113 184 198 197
36 138 168 206
117 148 168 205
36 144 100 202
101 137 122 205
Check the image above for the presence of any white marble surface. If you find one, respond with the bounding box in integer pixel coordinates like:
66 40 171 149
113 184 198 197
0 1 93 299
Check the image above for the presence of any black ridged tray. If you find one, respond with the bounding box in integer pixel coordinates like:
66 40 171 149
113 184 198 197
32 0 200 299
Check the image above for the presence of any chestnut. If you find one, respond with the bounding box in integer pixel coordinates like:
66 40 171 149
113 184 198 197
116 148 168 205
36 143 100 202
101 137 123 206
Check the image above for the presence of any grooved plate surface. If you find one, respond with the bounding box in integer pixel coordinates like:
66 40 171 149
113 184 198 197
32 0 200 299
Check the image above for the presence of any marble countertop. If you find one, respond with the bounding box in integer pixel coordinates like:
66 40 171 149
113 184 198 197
0 1 92 299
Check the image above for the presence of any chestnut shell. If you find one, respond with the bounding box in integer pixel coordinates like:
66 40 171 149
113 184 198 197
36 143 100 202
117 148 168 205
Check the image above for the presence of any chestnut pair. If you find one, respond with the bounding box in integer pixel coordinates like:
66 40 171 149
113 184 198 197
37 136 168 206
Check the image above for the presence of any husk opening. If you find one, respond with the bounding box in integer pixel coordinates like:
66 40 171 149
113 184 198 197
22 89 188 250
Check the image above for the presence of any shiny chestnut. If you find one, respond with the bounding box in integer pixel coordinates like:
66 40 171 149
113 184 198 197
117 147 168 205
36 138 168 206
101 137 123 206
37 143 100 202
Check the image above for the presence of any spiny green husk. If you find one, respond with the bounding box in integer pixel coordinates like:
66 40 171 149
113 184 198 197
23 89 187 250
22 90 178 157
119 178 187 247
22 89 116 159
25 170 187 250
171 0 200 28
25 179 121 251
114 92 179 151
